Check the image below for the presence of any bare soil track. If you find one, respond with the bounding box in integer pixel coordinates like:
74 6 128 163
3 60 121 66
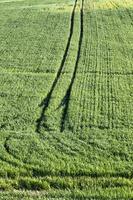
36 0 78 133
60 0 84 132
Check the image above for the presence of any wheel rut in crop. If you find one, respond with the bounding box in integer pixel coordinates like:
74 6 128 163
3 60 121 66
36 0 78 133
60 0 84 132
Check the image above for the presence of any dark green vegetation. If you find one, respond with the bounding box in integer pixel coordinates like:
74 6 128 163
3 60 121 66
0 0 133 199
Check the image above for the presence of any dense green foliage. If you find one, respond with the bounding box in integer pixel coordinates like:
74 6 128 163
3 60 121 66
0 0 133 199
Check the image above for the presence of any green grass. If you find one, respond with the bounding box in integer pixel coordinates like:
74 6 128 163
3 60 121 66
0 0 133 199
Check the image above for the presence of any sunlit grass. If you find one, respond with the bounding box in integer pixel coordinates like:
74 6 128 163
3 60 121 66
87 0 133 11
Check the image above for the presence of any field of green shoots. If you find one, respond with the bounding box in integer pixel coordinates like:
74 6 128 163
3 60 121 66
0 0 133 199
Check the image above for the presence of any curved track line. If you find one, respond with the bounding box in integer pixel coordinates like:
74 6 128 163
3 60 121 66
36 0 78 133
3 135 26 168
60 0 84 132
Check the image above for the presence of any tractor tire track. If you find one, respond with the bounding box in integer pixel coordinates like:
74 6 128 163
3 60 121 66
36 0 78 133
60 0 84 132
4 136 21 162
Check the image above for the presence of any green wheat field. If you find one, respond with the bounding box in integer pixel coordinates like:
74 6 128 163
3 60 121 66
0 0 133 199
